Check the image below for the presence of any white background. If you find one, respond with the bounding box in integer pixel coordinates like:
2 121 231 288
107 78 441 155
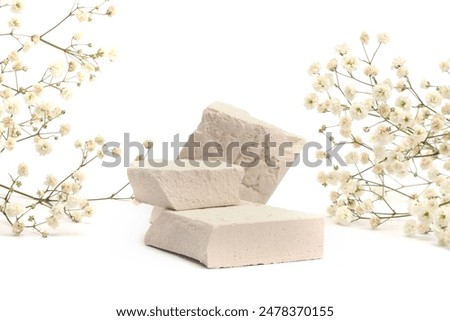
2 0 450 320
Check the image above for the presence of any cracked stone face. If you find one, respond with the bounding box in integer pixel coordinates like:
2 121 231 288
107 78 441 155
179 102 305 204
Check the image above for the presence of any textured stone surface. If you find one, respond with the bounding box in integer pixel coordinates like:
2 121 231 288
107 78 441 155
146 204 324 268
179 101 305 204
128 160 244 211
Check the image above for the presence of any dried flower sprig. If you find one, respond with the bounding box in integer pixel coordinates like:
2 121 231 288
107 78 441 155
305 32 450 246
0 0 135 237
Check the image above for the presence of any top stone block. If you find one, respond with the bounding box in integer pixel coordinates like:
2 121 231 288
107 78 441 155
179 102 305 204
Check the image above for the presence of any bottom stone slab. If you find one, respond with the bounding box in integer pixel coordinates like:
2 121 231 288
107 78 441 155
145 204 324 268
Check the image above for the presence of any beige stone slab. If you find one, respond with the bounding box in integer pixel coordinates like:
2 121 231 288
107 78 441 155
179 101 305 204
128 160 244 211
145 204 324 268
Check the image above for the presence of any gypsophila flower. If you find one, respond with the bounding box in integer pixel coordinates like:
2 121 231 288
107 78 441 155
49 61 64 78
370 216 381 229
44 174 58 187
404 220 416 236
35 139 52 156
426 91 443 107
76 9 90 22
342 55 359 72
304 93 319 110
12 222 25 235
60 87 72 100
334 206 353 225
17 163 29 177
46 216 59 229
335 43 349 56
5 203 24 217
59 124 71 136
376 32 390 44
4 138 16 151
308 62 321 75
312 74 334 92
8 17 21 30
360 31 370 45
106 5 116 17
11 0 24 13
439 60 450 72
72 171 85 183
326 58 338 71
372 83 391 101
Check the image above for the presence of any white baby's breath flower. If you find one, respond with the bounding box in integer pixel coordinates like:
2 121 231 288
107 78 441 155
317 171 327 185
391 57 406 69
344 151 359 165
335 43 349 56
342 55 359 72
370 216 381 229
420 79 431 89
50 205 64 217
12 222 25 235
376 32 390 44
60 87 72 100
404 219 416 236
396 66 408 78
334 206 353 225
96 150 105 159
49 61 64 78
72 171 85 183
106 5 116 17
312 74 334 92
4 137 16 151
8 17 21 30
5 203 24 217
349 102 370 120
59 123 71 136
5 97 21 115
72 212 83 223
372 83 391 102
74 139 83 149
360 31 370 45
11 0 24 13
304 93 319 110
426 91 443 107
434 227 450 246
364 65 378 77
95 135 105 145
344 85 356 101
438 86 450 99
76 9 90 22
83 206 94 217
308 62 321 75
46 215 59 229
326 58 338 71
431 114 445 132
439 60 450 72
35 139 52 156
44 174 58 187
17 163 29 177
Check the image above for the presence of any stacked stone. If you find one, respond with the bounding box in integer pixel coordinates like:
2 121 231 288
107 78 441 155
128 102 324 268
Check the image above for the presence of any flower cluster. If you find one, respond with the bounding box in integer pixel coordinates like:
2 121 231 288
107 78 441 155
0 0 129 237
305 32 450 246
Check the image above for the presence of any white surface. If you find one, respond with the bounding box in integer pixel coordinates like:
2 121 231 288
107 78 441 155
2 0 450 320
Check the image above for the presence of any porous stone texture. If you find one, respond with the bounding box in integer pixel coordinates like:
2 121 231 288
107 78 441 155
179 101 305 204
128 160 244 211
146 204 324 268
